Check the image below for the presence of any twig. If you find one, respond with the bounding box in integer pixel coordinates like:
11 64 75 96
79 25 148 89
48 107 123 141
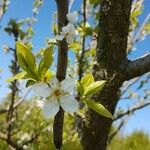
108 119 126 144
133 12 150 43
113 100 150 121
0 89 31 115
78 0 87 80
0 0 7 23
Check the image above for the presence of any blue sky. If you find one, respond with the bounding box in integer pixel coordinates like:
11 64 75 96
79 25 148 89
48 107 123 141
0 0 150 135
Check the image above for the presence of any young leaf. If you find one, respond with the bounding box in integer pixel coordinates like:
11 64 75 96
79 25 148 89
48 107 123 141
81 74 94 87
84 81 106 97
16 41 36 70
83 99 113 118
38 47 53 78
16 41 39 80
76 81 84 96
6 71 27 82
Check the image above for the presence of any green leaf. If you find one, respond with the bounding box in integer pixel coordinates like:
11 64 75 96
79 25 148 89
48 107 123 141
26 79 36 88
38 47 53 79
83 26 93 36
16 41 36 70
81 74 94 87
69 41 81 53
84 81 106 97
6 71 27 82
83 99 113 118
16 41 39 80
76 81 84 96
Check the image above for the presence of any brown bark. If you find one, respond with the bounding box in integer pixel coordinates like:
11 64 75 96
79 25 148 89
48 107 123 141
53 0 69 149
81 0 132 150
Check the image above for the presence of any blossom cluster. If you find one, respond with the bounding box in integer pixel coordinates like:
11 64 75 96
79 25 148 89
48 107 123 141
55 12 78 44
32 77 79 118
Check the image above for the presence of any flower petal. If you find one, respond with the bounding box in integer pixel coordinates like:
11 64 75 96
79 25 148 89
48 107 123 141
66 12 78 24
66 34 75 44
32 82 51 97
43 98 60 118
61 78 75 93
55 34 64 41
49 76 58 88
60 95 79 113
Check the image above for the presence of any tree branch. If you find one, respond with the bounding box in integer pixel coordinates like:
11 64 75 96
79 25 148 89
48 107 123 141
108 119 126 144
53 0 69 149
113 100 150 121
78 0 87 80
125 53 150 80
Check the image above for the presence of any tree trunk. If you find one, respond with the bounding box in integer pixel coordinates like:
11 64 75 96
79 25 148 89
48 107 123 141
81 0 132 150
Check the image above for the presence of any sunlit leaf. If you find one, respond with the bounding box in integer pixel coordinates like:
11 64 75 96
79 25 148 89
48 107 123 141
16 41 39 80
84 81 106 96
38 47 53 79
83 99 113 118
76 81 84 96
81 74 94 87
6 71 27 82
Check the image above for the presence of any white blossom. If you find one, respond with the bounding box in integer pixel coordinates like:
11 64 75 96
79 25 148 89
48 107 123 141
55 12 78 44
55 34 64 41
66 11 78 24
21 133 30 141
23 145 28 150
32 77 79 118
66 34 75 44
32 82 51 97
86 4 93 18
3 45 10 53
56 23 77 44
90 40 97 49
32 8 38 14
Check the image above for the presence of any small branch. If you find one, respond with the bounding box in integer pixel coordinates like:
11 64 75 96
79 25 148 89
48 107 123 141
0 0 7 23
125 53 150 80
0 89 30 115
74 112 85 121
121 77 140 96
21 133 39 147
78 0 87 80
108 119 126 144
133 12 150 43
0 131 20 149
14 89 31 108
7 35 19 141
54 0 69 149
56 0 68 81
113 100 150 121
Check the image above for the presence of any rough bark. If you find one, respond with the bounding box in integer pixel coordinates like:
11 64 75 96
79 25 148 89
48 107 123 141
81 0 132 150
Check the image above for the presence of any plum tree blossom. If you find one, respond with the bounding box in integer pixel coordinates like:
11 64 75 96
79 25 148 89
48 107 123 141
55 11 78 44
66 11 77 24
32 77 79 117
